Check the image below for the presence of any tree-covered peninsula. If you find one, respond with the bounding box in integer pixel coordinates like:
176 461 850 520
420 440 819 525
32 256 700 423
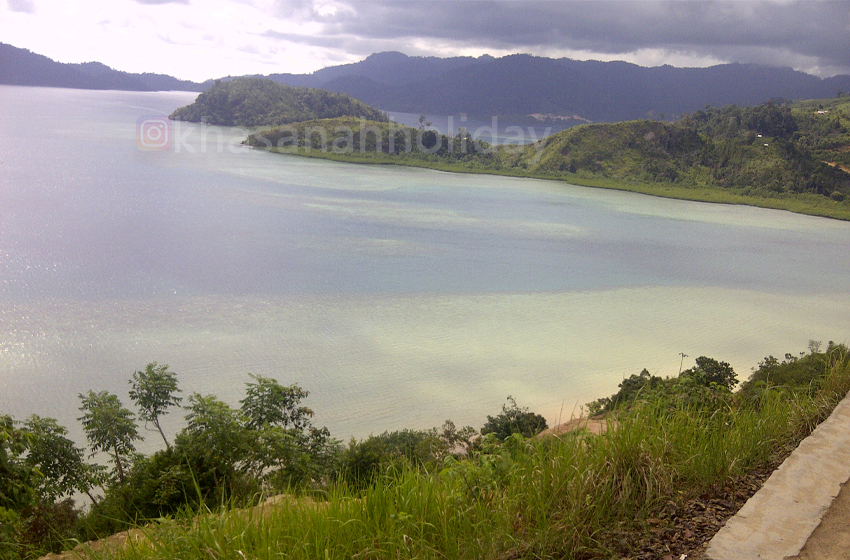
169 77 388 127
248 97 850 220
245 116 490 158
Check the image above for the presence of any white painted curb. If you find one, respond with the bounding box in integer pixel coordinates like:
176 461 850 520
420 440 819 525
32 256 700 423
705 392 850 560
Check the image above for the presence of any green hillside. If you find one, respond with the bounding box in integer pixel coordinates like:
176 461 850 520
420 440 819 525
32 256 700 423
169 77 388 127
519 97 850 199
248 97 850 220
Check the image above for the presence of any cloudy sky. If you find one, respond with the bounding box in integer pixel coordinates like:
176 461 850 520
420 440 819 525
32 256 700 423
2 0 849 82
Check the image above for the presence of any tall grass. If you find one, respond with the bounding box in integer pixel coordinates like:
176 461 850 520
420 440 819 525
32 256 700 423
82 356 850 560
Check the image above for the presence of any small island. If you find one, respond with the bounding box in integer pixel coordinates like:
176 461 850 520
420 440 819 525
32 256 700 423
169 77 388 127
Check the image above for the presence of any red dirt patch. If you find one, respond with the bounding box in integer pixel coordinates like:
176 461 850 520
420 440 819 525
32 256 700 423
537 416 611 437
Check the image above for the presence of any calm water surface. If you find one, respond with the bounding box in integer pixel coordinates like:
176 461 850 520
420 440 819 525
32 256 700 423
2 86 850 446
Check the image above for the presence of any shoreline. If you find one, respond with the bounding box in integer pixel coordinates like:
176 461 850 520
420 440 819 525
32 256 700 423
254 145 850 222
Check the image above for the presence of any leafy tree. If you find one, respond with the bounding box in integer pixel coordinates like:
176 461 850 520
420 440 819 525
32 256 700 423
339 436 388 490
586 368 664 415
481 397 548 440
437 420 478 458
680 356 738 390
239 374 313 431
1 416 89 558
252 425 339 489
176 393 250 497
239 375 339 487
586 364 740 415
95 448 199 521
22 415 101 503
129 362 182 449
15 498 81 556
78 391 141 484
0 415 37 511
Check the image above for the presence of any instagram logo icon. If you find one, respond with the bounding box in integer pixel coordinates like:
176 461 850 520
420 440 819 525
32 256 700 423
136 116 171 151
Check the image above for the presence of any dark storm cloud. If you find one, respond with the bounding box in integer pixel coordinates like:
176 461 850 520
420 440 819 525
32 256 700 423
269 0 850 75
261 28 379 54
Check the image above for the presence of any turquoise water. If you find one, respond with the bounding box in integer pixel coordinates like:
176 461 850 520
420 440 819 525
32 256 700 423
2 85 850 446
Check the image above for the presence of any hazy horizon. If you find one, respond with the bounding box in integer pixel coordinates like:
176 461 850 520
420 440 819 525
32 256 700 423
2 1 848 83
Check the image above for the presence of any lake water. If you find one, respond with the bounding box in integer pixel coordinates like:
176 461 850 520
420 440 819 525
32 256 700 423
2 85 850 448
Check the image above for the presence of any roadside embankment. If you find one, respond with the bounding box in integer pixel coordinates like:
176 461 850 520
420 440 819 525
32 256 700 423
706 392 850 560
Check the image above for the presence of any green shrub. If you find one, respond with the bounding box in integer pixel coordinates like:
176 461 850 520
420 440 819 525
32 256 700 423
481 396 548 440
740 342 850 399
340 422 476 490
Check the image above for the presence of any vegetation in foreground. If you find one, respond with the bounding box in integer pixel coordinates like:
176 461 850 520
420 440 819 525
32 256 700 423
246 96 850 220
2 341 849 559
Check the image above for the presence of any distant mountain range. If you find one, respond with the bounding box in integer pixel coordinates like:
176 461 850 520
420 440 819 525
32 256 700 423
268 52 850 122
0 43 203 92
4 43 850 122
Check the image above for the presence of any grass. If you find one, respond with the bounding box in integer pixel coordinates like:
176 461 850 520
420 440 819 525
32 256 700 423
76 352 850 560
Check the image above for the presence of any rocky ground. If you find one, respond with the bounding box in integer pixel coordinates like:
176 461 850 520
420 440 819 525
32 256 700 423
597 452 791 560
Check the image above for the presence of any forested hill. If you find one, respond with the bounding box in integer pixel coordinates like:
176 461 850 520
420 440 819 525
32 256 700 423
169 77 388 127
517 97 850 203
250 97 850 220
268 52 850 123
0 43 203 92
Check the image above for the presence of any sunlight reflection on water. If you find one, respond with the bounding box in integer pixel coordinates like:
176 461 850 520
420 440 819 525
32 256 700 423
1 86 850 449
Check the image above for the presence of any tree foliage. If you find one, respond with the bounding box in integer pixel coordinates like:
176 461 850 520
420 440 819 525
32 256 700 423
587 358 739 416
3 341 849 556
179 393 249 486
741 341 850 400
240 375 312 431
680 356 738 390
246 117 490 160
169 77 388 127
22 416 97 502
531 97 850 200
481 396 548 440
340 420 477 490
129 362 181 449
586 368 665 415
78 391 140 484
0 415 37 511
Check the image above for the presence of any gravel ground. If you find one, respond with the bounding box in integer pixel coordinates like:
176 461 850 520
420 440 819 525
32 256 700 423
599 454 790 560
